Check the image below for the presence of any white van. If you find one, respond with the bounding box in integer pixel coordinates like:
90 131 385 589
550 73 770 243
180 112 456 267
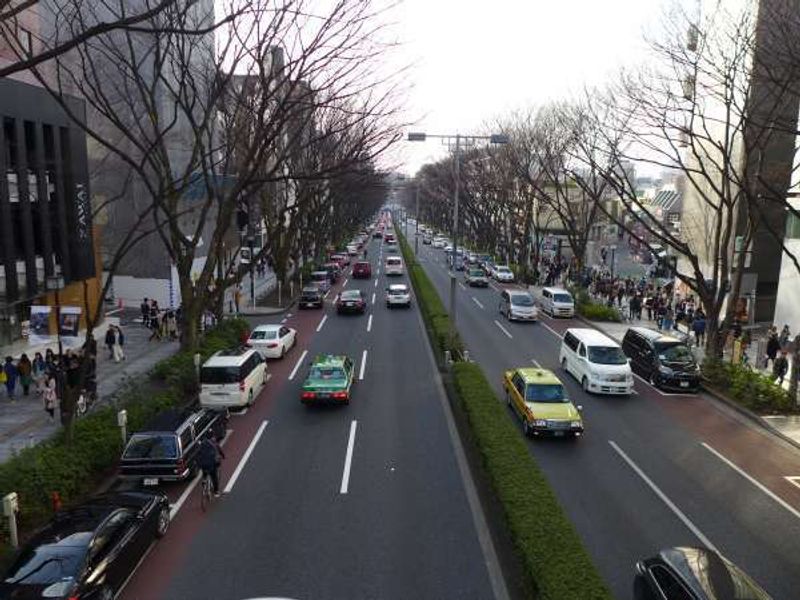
199 347 268 408
385 255 404 276
559 328 634 395
540 287 575 318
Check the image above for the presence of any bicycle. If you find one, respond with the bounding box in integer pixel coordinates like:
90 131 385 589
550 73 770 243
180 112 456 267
200 471 213 512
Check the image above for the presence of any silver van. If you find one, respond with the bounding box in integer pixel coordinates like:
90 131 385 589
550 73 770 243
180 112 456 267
540 287 575 318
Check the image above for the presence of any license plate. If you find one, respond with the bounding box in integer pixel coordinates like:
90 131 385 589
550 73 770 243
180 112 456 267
305 302 315 307
319 392 330 398
143 478 159 486
346 302 354 306
680 381 689 388
553 431 565 437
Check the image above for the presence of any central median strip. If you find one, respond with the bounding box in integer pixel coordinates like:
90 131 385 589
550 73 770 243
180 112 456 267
398 230 613 600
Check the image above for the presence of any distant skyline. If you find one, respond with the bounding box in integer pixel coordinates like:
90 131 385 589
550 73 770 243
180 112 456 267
394 0 670 176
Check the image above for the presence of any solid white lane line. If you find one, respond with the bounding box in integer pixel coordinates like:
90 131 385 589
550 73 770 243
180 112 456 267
374 278 378 288
459 282 467 290
632 373 668 397
609 440 718 552
288 349 308 380
494 320 513 339
280 317 287 324
702 443 800 521
343 278 349 287
340 420 358 494
367 314 373 332
472 297 484 309
359 349 368 380
540 320 564 340
323 290 330 299
316 315 328 332
224 420 269 494
531 359 541 367
371 292 376 304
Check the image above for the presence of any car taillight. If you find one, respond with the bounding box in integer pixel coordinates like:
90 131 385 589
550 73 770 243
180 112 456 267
332 391 348 400
266 342 278 348
239 381 246 391
175 458 185 473
302 391 316 399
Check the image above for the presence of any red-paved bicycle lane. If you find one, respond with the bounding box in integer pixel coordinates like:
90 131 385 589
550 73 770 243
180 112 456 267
536 309 800 512
119 280 344 600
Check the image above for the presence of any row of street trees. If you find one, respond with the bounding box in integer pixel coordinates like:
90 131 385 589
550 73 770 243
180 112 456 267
1 0 403 351
413 1 800 377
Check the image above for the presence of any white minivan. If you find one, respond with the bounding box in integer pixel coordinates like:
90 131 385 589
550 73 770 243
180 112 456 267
559 328 634 395
385 255 404 276
540 287 575 318
199 347 268 408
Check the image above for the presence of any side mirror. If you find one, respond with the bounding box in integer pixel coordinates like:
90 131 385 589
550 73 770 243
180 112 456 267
577 405 584 411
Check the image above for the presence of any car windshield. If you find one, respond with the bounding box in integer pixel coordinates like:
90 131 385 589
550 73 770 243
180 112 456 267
341 291 361 300
469 270 484 277
588 346 628 365
389 287 407 295
311 272 327 281
250 330 277 340
525 384 567 403
5 546 84 585
511 294 534 306
123 434 178 459
310 367 346 380
201 366 240 384
656 343 695 363
496 266 510 273
553 293 573 303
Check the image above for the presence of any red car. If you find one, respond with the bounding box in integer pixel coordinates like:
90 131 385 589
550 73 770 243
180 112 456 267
336 290 367 314
352 261 372 279
330 253 350 267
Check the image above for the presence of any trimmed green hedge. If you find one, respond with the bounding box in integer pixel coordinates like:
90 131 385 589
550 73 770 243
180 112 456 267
452 363 612 600
569 286 622 322
702 359 796 414
0 318 249 549
397 232 465 359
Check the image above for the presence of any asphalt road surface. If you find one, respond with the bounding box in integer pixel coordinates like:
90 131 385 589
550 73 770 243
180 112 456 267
416 239 800 600
118 233 503 600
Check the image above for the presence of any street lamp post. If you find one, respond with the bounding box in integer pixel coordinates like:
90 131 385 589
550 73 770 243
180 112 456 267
408 131 508 345
414 183 420 256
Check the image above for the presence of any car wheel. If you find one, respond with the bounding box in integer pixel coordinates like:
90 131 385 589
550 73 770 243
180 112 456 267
98 585 114 600
522 419 532 437
582 377 590 393
155 505 170 538
505 390 512 406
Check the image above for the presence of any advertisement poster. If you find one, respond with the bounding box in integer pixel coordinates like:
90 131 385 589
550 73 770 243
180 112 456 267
59 306 82 347
29 305 53 345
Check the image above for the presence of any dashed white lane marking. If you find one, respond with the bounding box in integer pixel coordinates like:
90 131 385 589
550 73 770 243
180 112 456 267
323 290 330 299
288 349 308 380
493 320 513 339
530 359 541 367
374 279 378 288
224 420 269 494
359 349 368 380
340 420 358 494
280 317 287 324
785 476 800 490
459 282 467 290
316 315 328 332
367 314 373 332
343 278 349 287
609 440 718 552
540 320 564 339
472 297 484 309
703 443 800 521
372 292 376 304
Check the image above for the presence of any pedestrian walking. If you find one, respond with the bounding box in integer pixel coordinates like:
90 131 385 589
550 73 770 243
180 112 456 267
112 326 126 362
779 324 791 349
662 307 675 332
32 352 46 393
773 351 789 385
105 326 116 359
17 353 32 397
149 311 162 341
141 297 150 327
234 287 242 314
3 356 18 401
765 330 781 369
42 372 57 420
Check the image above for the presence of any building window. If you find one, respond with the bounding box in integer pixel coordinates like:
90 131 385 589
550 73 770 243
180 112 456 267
787 212 800 240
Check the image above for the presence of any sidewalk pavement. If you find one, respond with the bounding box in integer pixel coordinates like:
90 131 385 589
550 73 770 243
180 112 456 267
0 308 178 463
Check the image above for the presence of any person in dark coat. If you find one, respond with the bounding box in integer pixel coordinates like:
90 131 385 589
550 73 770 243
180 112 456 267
104 327 116 359
766 332 781 369
17 354 32 396
692 312 706 347
3 356 18 401
773 351 789 385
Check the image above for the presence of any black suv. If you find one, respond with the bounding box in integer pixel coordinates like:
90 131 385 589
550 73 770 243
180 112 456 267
119 407 228 486
621 327 700 392
299 286 324 309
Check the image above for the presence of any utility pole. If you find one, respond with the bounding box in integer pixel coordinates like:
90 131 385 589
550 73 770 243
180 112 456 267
414 183 420 256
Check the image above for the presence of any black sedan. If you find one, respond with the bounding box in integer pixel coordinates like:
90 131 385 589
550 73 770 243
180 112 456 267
336 289 367 314
0 491 170 600
298 286 324 309
634 547 771 600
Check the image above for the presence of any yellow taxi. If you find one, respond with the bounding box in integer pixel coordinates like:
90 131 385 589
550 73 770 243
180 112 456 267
502 367 584 438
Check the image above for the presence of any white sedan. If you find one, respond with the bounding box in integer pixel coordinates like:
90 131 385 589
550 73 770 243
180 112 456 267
385 284 412 308
493 265 515 282
247 324 297 359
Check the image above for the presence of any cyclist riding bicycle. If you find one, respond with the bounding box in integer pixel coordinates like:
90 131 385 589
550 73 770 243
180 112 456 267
198 432 225 497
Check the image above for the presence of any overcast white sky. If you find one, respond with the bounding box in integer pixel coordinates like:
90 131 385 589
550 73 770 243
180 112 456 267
395 0 669 175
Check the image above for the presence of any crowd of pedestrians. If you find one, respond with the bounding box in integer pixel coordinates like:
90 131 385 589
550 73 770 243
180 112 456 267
140 298 180 341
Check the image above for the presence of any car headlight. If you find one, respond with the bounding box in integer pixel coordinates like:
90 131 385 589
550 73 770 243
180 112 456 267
533 419 548 427
570 421 582 428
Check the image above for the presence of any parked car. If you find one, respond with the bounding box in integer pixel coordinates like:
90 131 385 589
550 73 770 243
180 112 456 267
540 287 575 318
0 492 171 600
482 261 496 277
386 284 412 308
322 262 341 283
633 546 772 600
559 328 634 395
119 407 228 484
301 354 356 405
299 286 324 309
330 252 350 267
199 347 268 408
373 230 383 238
352 261 372 279
499 290 539 321
336 289 368 314
422 235 432 245
310 270 331 293
493 265 515 282
346 244 360 256
247 324 297 359
502 367 583 438
622 327 700 391
432 238 447 249
465 268 489 287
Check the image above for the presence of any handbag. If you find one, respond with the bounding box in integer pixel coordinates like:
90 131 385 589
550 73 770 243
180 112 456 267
0 370 6 384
